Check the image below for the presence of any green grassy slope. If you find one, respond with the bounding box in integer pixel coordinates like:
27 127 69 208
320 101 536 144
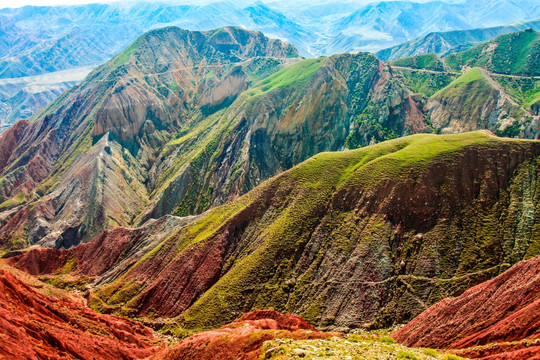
444 29 540 75
87 132 540 331
392 54 446 72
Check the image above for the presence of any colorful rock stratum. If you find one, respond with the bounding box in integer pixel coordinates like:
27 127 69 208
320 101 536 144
0 20 539 360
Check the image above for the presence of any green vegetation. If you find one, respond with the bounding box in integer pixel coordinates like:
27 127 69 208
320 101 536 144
261 336 460 359
444 29 540 75
397 350 419 360
492 74 540 107
432 68 491 102
423 349 440 357
392 54 446 72
248 57 325 95
394 68 457 97
90 131 540 331
0 192 25 211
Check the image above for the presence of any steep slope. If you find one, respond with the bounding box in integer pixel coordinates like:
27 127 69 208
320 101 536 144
0 26 303 250
388 30 540 138
0 26 428 251
393 255 540 360
11 132 540 331
426 68 535 137
444 28 540 75
376 19 540 61
0 262 160 359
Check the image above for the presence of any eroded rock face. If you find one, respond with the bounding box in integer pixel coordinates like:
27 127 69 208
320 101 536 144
393 255 540 359
0 266 160 360
151 310 335 360
11 133 540 331
0 26 301 249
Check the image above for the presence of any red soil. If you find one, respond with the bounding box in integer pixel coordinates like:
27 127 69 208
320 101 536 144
0 267 160 360
152 309 338 360
393 255 540 359
10 226 134 276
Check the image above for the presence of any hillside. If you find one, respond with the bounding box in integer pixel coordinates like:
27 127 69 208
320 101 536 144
0 262 160 359
444 28 540 75
10 132 540 332
393 255 540 359
0 26 430 251
2 1 540 131
389 29 540 138
377 19 540 61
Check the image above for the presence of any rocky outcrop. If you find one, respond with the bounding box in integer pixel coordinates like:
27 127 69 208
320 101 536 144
0 27 301 249
0 265 160 360
151 310 335 360
393 255 540 359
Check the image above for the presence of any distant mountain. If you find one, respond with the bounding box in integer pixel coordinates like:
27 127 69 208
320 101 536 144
0 66 92 132
445 28 540 75
377 19 540 61
2 0 540 130
325 0 540 54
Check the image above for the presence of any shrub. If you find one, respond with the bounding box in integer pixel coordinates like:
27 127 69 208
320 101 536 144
379 336 397 344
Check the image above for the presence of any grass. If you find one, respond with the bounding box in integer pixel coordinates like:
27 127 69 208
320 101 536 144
261 336 463 359
393 68 456 97
398 350 419 359
392 54 446 72
93 131 526 326
0 192 25 211
247 57 325 96
444 29 539 75
432 67 490 101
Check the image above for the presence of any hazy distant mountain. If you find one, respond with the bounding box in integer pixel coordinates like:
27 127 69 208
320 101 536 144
377 19 540 61
1 0 540 129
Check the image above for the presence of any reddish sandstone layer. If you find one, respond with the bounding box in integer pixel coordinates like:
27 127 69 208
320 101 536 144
393 255 540 359
152 310 337 360
0 267 160 359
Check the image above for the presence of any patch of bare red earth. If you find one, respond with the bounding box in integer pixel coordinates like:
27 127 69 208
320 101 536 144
0 267 161 359
393 255 540 359
152 310 338 360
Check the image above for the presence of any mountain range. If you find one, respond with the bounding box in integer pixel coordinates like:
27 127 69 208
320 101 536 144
1 0 540 131
0 27 538 252
0 15 539 360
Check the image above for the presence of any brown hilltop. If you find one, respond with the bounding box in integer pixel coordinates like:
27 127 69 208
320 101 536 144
393 255 540 359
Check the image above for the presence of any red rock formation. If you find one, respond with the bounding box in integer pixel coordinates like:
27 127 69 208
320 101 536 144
152 310 337 360
393 255 540 359
0 267 160 359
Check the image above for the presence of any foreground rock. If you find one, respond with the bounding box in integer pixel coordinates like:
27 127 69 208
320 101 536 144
393 255 540 359
152 310 336 360
0 263 160 359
